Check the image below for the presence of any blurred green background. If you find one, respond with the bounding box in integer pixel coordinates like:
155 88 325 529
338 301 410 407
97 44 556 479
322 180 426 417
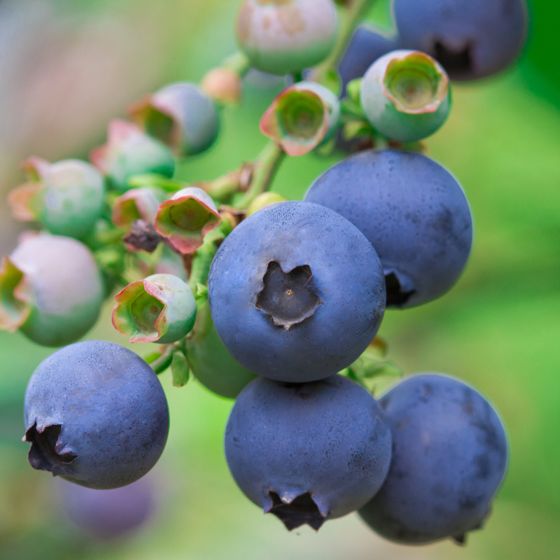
0 0 558 558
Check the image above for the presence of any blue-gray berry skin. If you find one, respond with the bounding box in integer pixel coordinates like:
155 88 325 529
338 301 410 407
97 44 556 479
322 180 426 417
305 150 472 308
208 201 386 383
339 26 397 94
225 375 392 531
23 341 169 489
359 374 508 545
394 0 528 81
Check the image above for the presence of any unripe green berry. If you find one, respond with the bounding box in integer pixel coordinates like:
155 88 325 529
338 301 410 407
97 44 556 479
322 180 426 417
0 234 104 346
260 81 340 156
9 158 105 239
237 0 339 75
201 68 242 104
112 188 164 229
155 187 221 255
360 50 451 142
91 120 175 191
112 273 196 344
246 192 287 216
186 297 255 399
131 83 220 157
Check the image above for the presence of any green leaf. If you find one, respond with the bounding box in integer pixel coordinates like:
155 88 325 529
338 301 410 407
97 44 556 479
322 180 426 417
171 350 190 387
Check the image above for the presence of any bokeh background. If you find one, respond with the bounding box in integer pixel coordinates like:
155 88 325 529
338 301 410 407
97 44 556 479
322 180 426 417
0 0 558 559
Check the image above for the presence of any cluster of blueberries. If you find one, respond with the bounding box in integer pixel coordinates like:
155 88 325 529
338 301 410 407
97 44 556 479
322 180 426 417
1 0 527 547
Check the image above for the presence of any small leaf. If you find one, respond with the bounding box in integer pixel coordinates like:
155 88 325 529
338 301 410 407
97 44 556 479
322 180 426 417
171 350 190 387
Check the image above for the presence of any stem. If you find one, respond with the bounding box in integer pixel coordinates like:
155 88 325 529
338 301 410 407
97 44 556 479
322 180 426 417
151 345 175 374
200 170 243 201
223 51 251 79
234 142 285 209
311 0 376 83
188 220 233 292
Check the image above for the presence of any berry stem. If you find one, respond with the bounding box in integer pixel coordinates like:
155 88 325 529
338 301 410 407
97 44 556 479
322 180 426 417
188 220 234 292
150 345 175 374
311 0 376 84
234 142 285 209
222 51 251 79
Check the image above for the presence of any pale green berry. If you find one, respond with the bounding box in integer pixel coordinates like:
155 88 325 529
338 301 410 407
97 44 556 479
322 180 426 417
91 120 175 191
9 158 105 239
112 274 196 344
131 83 220 156
0 234 104 346
237 0 339 75
360 50 451 142
260 81 340 156
154 187 220 255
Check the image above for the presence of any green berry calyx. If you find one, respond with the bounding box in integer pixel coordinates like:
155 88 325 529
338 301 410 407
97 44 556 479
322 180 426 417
112 273 197 344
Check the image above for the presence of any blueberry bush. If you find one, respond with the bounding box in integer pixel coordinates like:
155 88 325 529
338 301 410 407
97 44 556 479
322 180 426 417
0 0 529 550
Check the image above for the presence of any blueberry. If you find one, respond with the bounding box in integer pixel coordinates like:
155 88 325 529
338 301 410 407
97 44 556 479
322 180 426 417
208 201 386 383
131 82 220 156
359 373 508 544
360 50 451 142
0 234 104 346
91 120 175 191
393 0 528 81
112 273 197 344
225 375 392 530
260 81 340 156
339 25 397 94
201 68 242 104
305 150 473 308
23 341 169 489
58 475 157 540
186 298 256 399
236 0 339 75
9 158 105 239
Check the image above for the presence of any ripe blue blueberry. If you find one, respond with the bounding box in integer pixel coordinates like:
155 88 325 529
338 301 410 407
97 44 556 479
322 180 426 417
305 150 473 308
393 0 528 81
225 375 392 530
339 25 397 94
58 475 157 540
208 201 386 383
23 341 169 489
359 373 508 544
